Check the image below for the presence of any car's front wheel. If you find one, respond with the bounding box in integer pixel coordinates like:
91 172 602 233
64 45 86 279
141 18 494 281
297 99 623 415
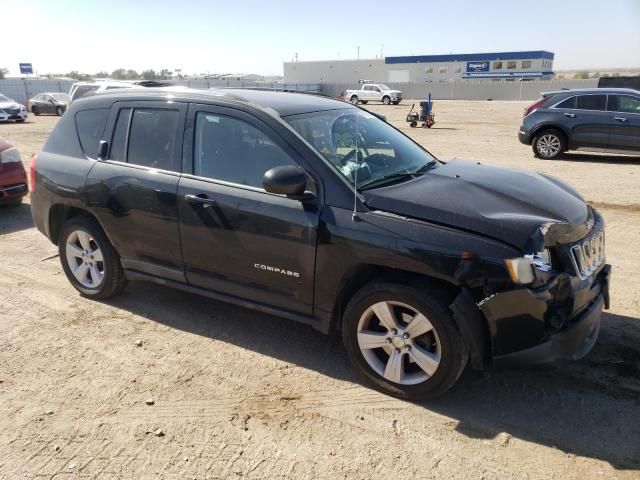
382 96 391 105
342 282 468 400
56 106 64 116
532 129 566 159
350 95 359 105
59 216 127 299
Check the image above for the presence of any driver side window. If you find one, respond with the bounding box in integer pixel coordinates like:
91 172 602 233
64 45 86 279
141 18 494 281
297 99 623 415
194 112 298 189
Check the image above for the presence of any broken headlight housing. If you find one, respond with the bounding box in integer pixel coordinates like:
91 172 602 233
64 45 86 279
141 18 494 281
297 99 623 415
505 250 552 285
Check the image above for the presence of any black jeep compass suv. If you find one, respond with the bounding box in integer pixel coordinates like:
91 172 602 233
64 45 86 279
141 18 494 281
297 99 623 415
31 88 610 399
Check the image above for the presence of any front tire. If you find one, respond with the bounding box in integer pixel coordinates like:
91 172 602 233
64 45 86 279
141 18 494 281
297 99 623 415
350 95 359 105
382 96 391 105
59 216 127 299
532 129 566 159
342 282 468 400
56 106 64 116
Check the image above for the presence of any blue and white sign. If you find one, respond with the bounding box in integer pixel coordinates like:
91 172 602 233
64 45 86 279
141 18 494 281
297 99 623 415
19 63 33 74
466 61 489 72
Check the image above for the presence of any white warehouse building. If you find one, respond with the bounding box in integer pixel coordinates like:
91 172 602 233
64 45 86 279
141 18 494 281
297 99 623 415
284 51 555 83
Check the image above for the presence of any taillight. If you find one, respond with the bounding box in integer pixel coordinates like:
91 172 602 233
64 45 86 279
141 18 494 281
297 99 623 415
524 97 547 117
30 154 37 191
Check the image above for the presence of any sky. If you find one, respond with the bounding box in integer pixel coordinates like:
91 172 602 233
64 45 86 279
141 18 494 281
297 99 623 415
1 0 639 76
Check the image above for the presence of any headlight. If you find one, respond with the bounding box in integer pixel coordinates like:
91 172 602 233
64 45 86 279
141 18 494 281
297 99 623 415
505 250 552 284
0 146 22 164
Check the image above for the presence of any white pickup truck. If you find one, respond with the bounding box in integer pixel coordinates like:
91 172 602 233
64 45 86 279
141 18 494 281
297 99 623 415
344 84 403 105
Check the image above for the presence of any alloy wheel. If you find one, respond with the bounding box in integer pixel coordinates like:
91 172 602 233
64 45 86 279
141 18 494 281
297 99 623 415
537 134 561 158
357 301 441 385
65 230 104 288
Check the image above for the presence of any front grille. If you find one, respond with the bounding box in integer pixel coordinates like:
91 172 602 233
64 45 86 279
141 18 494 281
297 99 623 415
570 230 605 279
6 108 20 114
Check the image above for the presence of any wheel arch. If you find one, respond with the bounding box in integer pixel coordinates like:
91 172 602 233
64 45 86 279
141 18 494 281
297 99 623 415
329 263 489 369
531 123 570 146
48 205 108 246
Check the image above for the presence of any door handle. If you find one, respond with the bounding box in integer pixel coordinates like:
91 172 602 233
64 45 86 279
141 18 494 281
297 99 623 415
613 117 628 122
563 112 576 118
185 193 217 207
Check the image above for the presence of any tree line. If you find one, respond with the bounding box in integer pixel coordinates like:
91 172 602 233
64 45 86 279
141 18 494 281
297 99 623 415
0 68 182 81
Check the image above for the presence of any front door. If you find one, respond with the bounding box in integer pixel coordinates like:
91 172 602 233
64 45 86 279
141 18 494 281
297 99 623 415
606 94 640 153
177 104 321 315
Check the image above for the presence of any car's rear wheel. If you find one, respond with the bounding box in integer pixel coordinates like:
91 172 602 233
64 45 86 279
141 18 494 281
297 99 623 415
32 106 40 116
533 129 566 159
350 95 359 105
360 100 368 104
382 96 391 105
59 216 127 299
342 282 468 400
56 106 64 116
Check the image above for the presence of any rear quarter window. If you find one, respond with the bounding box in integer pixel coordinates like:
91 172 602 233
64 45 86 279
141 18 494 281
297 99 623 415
75 109 108 159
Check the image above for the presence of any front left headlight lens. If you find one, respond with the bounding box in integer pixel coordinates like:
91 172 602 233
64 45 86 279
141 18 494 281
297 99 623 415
505 250 552 284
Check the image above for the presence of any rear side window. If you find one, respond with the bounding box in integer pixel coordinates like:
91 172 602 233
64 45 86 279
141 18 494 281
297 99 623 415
576 95 606 111
72 85 99 100
75 109 108 159
109 107 179 171
555 96 576 109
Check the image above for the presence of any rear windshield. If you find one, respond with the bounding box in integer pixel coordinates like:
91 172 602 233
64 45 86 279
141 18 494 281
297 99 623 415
72 85 99 100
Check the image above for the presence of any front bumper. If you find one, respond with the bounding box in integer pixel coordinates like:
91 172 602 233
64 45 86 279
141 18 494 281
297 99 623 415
0 110 28 122
481 263 610 366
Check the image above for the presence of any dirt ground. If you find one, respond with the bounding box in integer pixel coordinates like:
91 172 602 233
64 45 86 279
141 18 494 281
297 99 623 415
0 101 639 479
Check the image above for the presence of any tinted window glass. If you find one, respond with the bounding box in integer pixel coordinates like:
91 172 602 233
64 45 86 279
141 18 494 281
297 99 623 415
73 85 99 100
75 109 108 158
609 95 640 114
109 108 131 162
127 108 179 171
576 95 606 111
555 96 576 109
194 112 297 188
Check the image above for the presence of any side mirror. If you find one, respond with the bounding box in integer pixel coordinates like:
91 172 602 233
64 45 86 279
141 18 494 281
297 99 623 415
263 166 314 201
97 140 109 160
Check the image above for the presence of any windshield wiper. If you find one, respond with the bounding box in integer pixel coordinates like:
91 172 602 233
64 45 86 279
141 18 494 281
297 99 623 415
359 172 417 190
411 160 438 174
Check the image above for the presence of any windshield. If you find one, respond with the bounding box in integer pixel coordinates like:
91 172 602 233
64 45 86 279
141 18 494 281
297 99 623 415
50 93 69 102
0 95 11 102
378 84 391 90
285 108 437 189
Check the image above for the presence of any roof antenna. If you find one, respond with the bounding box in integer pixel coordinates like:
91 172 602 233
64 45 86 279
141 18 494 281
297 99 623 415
352 109 359 221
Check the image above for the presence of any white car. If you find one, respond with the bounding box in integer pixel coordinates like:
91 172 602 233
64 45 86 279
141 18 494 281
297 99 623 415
0 94 28 122
69 80 137 103
344 84 403 105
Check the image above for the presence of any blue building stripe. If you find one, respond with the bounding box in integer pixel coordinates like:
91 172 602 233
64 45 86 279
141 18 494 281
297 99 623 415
385 51 554 64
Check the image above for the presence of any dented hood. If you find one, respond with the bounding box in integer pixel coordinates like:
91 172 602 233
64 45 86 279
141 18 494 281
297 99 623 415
363 159 590 251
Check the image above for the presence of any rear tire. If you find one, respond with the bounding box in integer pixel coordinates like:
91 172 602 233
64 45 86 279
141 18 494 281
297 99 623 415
382 96 391 105
360 100 368 104
532 129 566 159
342 281 468 400
58 216 127 299
350 95 359 105
32 106 40 116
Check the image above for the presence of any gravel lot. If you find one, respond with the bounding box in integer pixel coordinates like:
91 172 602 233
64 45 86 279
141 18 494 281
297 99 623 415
1 101 639 479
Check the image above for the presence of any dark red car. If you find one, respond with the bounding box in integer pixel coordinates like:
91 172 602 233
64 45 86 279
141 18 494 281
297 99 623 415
0 136 29 206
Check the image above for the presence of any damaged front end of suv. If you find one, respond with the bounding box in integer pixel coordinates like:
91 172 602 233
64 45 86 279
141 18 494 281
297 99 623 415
477 207 610 365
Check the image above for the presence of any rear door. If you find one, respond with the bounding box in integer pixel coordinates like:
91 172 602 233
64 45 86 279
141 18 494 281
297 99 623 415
85 100 187 281
565 94 612 150
606 94 640 153
176 103 321 315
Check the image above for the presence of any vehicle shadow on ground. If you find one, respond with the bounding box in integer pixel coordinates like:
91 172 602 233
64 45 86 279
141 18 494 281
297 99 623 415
0 202 34 235
105 283 640 470
558 152 640 164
